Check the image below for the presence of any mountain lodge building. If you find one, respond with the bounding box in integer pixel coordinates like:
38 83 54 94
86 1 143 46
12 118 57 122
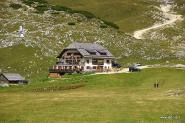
49 42 114 76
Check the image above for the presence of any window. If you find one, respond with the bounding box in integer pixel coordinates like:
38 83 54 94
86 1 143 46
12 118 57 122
93 66 96 69
106 60 110 64
74 53 81 55
87 50 96 55
100 52 106 55
92 59 103 65
67 53 72 56
89 52 96 55
86 60 89 64
86 66 90 69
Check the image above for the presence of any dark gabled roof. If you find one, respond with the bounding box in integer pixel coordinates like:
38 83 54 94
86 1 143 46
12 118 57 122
66 42 105 50
58 42 114 58
1 73 25 81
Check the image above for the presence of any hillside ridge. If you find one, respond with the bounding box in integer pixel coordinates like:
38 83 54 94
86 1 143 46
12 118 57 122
0 0 185 79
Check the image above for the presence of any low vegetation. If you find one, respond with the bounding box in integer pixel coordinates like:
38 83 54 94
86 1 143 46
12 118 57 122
22 0 48 6
9 3 22 9
100 24 108 28
51 5 96 19
101 19 119 29
21 0 119 29
68 22 76 25
34 4 49 13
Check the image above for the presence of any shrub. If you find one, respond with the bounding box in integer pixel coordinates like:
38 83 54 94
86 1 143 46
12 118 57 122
22 0 47 6
51 5 96 19
101 20 119 29
34 4 49 13
9 3 22 9
100 24 108 28
51 5 73 13
68 22 76 25
51 11 60 15
22 0 33 6
72 10 96 19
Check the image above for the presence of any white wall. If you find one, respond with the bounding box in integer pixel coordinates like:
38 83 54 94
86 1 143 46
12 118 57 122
83 58 112 72
83 58 93 71
104 59 112 70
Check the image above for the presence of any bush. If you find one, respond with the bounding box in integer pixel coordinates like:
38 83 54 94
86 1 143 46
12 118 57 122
100 24 108 28
68 22 76 25
51 5 95 19
22 0 47 6
51 5 73 13
34 4 49 13
22 0 33 6
51 11 60 15
72 10 96 19
22 0 49 13
101 20 119 29
9 3 22 9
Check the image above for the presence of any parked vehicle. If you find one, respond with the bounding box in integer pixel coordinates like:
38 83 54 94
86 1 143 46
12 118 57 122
129 65 141 72
112 61 121 68
133 63 142 67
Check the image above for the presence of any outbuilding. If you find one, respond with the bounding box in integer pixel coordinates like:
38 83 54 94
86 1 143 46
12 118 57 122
0 73 28 85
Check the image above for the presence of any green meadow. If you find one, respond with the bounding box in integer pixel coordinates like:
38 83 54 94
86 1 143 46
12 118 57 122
0 68 185 123
47 0 160 32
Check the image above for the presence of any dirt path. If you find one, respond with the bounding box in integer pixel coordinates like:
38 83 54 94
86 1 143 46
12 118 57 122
133 0 182 39
87 64 185 76
88 66 149 75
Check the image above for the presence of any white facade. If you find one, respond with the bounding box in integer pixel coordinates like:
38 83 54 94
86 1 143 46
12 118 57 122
54 42 115 73
57 49 113 72
83 58 112 72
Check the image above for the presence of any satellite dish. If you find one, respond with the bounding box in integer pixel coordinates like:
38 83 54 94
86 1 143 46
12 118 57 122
18 25 25 37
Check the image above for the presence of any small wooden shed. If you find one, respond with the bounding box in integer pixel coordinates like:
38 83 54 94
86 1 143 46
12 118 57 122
0 73 28 85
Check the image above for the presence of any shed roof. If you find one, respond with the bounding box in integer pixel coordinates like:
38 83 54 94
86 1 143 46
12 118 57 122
1 73 25 81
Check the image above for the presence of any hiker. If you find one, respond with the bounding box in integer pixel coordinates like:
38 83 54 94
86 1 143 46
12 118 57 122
157 83 159 88
154 83 156 88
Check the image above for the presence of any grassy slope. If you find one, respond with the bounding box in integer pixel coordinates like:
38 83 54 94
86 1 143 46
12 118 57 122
0 0 185 80
0 45 55 80
47 0 160 32
0 68 185 122
142 0 185 58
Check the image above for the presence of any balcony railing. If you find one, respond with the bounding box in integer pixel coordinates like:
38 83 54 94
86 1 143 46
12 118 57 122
49 67 82 73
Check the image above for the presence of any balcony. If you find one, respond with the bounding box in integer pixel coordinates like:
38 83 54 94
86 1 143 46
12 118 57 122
92 59 104 65
49 66 82 73
56 61 81 66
